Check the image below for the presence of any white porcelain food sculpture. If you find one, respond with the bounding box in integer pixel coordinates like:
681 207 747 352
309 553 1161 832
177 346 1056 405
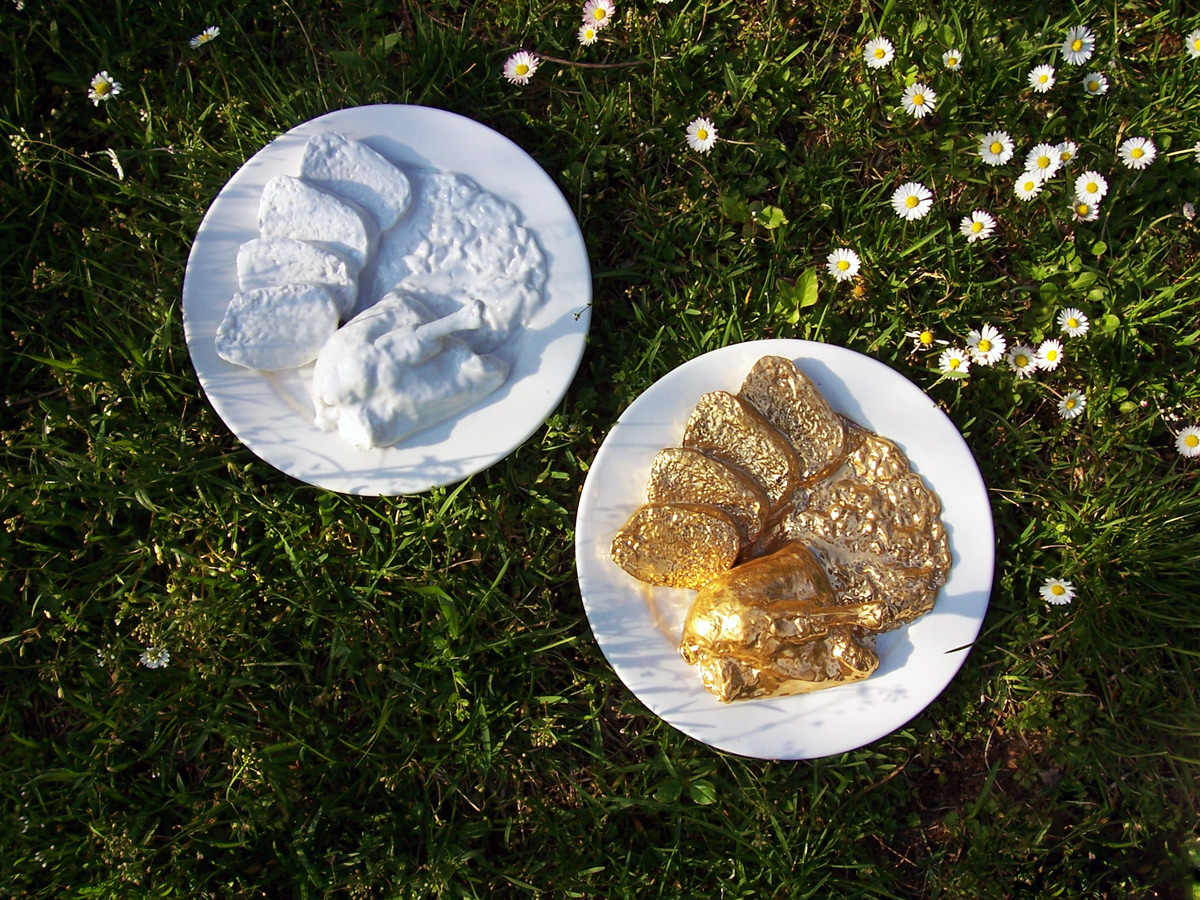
214 131 547 450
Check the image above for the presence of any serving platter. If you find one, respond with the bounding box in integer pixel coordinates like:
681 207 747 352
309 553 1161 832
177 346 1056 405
574 339 994 760
182 105 592 495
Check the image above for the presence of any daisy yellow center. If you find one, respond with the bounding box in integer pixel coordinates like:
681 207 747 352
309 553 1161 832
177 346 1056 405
1076 204 1090 215
1065 398 1077 409
1131 147 1144 158
949 358 961 370
1068 317 1079 328
990 141 1003 154
95 81 112 96
1088 80 1099 90
1194 38 1200 50
1046 349 1059 361
837 259 850 271
1086 181 1098 193
1186 434 1200 448
1050 584 1066 596
905 195 919 208
1024 180 1036 190
1015 353 1029 367
919 331 933 345
696 128 708 141
971 221 983 232
1071 39 1084 51
1060 151 1071 161
912 93 926 106
875 48 886 58
1039 74 1049 83
516 63 530 76
1038 155 1051 168
948 57 958 66
977 339 991 352
593 8 606 21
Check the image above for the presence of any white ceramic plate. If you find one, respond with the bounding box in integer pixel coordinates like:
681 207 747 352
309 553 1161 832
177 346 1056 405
575 340 994 760
182 105 591 495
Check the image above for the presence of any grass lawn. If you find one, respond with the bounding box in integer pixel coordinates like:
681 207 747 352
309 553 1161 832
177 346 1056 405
3 0 1200 896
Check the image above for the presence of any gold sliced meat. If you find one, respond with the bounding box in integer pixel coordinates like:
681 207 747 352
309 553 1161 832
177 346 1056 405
679 542 882 702
610 502 741 591
681 391 798 506
738 355 846 485
646 447 770 544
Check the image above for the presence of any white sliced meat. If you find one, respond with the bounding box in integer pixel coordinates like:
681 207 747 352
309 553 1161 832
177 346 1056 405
299 132 412 230
237 237 357 316
215 284 340 371
258 175 375 268
311 292 508 449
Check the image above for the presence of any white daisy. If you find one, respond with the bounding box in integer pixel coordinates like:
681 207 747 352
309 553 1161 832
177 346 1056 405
1119 136 1156 170
1071 199 1100 222
967 324 1007 366
979 130 1015 166
960 210 997 243
1186 28 1200 60
1185 201 1196 221
890 182 934 220
578 23 598 45
943 48 963 70
1014 172 1045 201
582 0 615 29
685 117 717 154
1057 308 1090 337
88 71 123 106
826 248 862 282
864 36 895 69
1083 72 1109 96
1176 425 1200 457
503 51 540 85
1061 25 1095 66
1007 344 1038 379
1025 143 1062 179
1058 389 1087 419
1040 577 1076 605
1074 170 1108 204
901 82 936 119
906 328 944 351
139 646 171 669
1028 64 1056 92
1036 338 1065 371
190 25 220 48
938 347 970 376
1056 140 1078 165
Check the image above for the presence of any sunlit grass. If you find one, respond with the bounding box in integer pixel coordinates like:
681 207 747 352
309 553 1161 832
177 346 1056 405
2 0 1199 897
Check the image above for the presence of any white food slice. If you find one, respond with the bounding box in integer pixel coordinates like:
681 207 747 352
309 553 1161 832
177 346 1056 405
299 132 412 231
237 237 357 317
215 284 340 371
258 175 375 268
312 292 508 449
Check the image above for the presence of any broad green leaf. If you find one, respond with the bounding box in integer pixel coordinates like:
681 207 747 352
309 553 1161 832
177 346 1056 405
688 780 718 805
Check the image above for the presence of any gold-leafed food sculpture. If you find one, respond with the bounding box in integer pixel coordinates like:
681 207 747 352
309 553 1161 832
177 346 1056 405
610 355 952 702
